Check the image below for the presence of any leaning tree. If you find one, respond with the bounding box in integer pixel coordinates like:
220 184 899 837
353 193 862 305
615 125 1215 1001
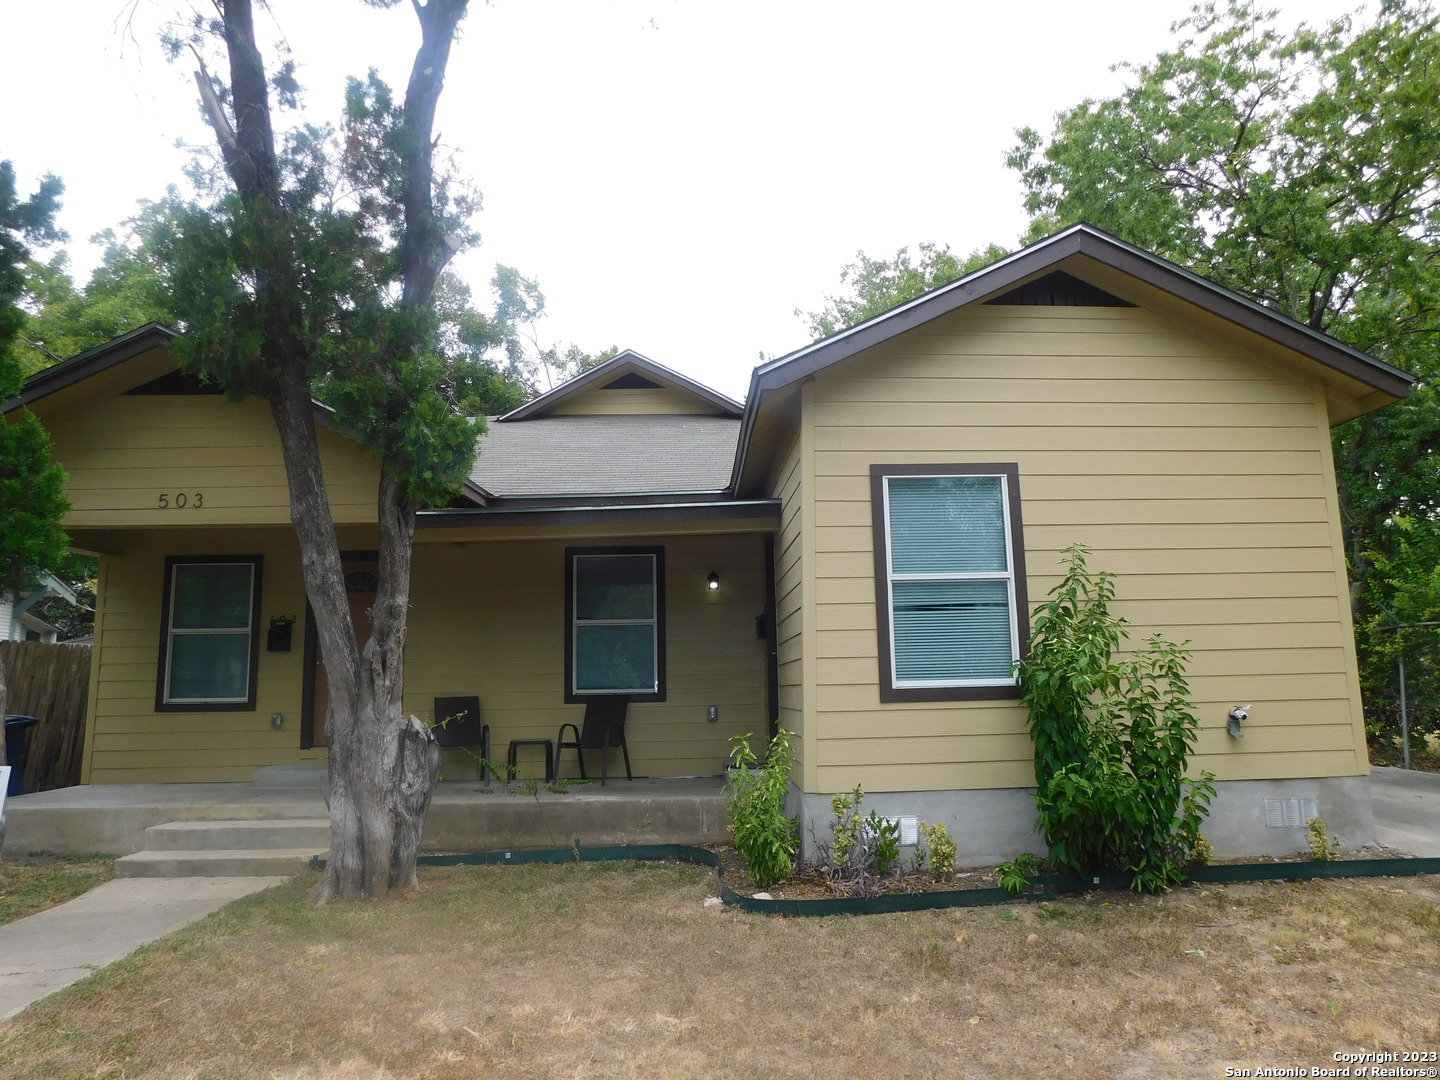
162 0 479 900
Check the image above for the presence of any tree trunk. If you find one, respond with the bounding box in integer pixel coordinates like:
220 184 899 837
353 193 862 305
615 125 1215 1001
199 0 466 902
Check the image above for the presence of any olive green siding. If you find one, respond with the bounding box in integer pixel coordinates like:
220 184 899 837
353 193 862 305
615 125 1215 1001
78 524 768 783
81 527 319 783
545 385 729 416
43 395 383 529
767 431 807 781
407 533 768 780
772 303 1368 795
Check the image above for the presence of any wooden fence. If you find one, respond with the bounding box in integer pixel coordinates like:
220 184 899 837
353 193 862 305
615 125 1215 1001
2 640 91 792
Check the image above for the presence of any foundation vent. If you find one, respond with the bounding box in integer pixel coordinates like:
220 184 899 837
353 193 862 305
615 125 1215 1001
1264 797 1319 828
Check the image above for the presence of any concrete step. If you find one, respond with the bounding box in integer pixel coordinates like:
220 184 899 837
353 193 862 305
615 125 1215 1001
143 818 331 852
116 848 324 878
253 763 328 790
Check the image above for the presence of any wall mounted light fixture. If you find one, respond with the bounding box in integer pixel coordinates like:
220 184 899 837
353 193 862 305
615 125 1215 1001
707 572 720 591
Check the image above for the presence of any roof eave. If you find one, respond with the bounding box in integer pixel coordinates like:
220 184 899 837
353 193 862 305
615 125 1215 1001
730 222 1416 491
498 349 744 421
5 323 180 413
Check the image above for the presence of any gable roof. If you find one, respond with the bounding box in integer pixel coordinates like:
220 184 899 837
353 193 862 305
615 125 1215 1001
732 223 1417 493
498 349 744 421
4 323 180 412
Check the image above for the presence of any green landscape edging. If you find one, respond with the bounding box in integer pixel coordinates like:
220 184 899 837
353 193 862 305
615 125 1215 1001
387 846 1440 917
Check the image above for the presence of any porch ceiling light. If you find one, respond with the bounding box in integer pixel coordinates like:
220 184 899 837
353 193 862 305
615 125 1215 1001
707 572 720 591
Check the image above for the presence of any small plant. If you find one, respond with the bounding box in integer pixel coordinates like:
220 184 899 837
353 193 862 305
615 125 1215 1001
863 811 901 876
806 785 904 896
725 727 799 889
830 786 865 866
1306 817 1341 861
1190 834 1213 866
998 851 1042 896
917 821 957 876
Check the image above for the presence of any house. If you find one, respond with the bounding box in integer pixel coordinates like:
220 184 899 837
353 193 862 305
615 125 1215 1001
1 572 87 643
3 224 1412 860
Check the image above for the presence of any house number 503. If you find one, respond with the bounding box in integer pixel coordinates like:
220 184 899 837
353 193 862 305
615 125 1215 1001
158 493 204 509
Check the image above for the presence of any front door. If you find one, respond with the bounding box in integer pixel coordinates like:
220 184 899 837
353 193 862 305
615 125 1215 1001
302 561 377 749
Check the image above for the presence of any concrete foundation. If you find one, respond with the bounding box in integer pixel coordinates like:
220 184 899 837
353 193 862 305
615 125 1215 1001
795 773 1379 867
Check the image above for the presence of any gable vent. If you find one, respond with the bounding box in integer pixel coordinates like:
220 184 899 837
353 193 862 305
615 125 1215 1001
124 368 223 395
602 371 662 390
986 270 1134 308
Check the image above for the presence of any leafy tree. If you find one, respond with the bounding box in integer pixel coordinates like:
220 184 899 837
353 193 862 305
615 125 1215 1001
489 264 620 391
1006 0 1440 753
798 242 1007 340
14 211 173 374
0 161 70 800
157 0 477 900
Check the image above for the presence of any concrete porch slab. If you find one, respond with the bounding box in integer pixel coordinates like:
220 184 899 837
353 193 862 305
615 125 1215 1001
3 776 730 857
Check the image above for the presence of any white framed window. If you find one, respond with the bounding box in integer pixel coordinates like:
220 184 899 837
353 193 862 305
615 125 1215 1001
870 465 1029 702
565 547 665 701
156 556 262 710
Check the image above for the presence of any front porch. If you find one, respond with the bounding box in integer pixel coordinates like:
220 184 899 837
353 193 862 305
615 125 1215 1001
3 771 730 862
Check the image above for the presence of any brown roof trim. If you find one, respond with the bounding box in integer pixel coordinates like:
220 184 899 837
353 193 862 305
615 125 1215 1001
497 349 744 421
417 498 780 530
5 323 180 412
731 223 1415 490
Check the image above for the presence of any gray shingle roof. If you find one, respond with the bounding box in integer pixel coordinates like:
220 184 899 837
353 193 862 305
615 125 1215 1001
473 414 740 497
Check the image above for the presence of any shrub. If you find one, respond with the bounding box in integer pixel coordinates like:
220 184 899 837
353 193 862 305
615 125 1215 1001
725 727 799 888
917 820 958 876
1015 543 1216 893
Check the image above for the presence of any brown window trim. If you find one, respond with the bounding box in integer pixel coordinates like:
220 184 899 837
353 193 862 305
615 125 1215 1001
870 464 1029 703
563 545 667 704
155 554 264 712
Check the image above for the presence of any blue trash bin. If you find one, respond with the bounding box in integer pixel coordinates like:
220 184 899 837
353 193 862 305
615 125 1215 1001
3 715 39 797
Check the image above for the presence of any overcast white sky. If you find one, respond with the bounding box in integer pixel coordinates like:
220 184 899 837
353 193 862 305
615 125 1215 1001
3 0 1364 398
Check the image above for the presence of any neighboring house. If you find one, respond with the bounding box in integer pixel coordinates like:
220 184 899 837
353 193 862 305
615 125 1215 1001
1 224 1413 859
1 573 86 643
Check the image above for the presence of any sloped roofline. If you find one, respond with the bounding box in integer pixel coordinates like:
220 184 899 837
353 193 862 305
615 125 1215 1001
497 348 744 421
4 322 180 412
730 222 1416 490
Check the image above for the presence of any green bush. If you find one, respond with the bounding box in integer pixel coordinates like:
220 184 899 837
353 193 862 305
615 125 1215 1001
1015 543 1215 893
725 727 799 888
917 820 957 876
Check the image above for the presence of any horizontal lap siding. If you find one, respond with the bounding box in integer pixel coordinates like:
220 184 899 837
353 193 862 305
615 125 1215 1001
404 534 769 780
85 528 770 782
768 435 807 773
85 528 316 783
546 385 728 415
807 304 1364 792
48 396 380 528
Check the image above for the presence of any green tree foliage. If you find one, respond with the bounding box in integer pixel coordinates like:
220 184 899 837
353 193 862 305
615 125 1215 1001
489 264 619 392
157 0 479 900
798 241 1007 340
1007 0 1440 752
14 212 173 375
0 161 69 602
0 160 71 782
1016 545 1215 892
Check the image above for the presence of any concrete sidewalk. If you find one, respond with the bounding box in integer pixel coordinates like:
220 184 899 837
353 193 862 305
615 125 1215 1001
1370 765 1440 857
0 876 287 1022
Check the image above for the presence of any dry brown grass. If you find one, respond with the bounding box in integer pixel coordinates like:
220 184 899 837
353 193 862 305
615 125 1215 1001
1 862 1438 1079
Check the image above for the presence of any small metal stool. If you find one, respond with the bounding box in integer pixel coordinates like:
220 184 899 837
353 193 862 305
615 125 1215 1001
506 738 554 782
